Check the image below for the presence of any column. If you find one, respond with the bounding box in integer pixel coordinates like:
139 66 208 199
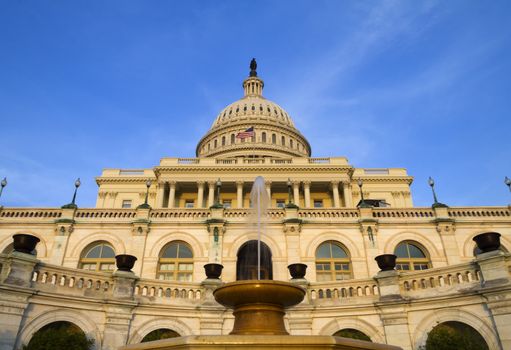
157 182 166 208
331 181 340 208
342 181 353 207
236 181 244 208
293 181 300 207
303 181 311 208
208 181 215 207
197 181 205 208
265 180 272 201
168 181 176 208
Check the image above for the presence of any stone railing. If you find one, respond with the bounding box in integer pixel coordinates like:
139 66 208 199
223 208 285 220
32 263 113 297
308 278 379 303
0 208 62 220
399 263 481 295
134 278 203 303
75 209 137 220
372 208 435 219
298 209 359 219
150 209 210 220
448 207 511 219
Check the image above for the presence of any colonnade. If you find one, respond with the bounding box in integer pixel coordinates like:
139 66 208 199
156 180 354 209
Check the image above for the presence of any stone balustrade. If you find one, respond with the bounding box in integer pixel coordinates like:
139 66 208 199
308 278 379 303
134 278 203 303
0 208 62 220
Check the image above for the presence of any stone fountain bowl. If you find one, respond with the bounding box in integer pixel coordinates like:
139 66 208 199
214 280 305 335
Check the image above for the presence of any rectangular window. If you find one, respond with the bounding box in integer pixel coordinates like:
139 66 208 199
314 200 324 208
223 200 232 209
122 200 132 209
276 200 286 208
185 200 195 208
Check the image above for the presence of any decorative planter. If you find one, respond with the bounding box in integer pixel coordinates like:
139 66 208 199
473 232 501 253
115 254 137 272
12 234 40 254
375 254 397 271
288 263 307 279
204 263 223 279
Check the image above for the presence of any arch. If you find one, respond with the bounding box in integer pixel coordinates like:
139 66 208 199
149 231 204 258
69 232 126 259
394 241 431 271
384 231 441 259
157 241 194 281
237 240 272 280
462 230 510 257
79 241 116 271
129 318 192 344
230 134 235 144
261 132 267 143
17 308 101 350
412 308 499 350
0 231 47 258
319 317 384 344
228 232 283 258
315 241 352 281
305 232 362 258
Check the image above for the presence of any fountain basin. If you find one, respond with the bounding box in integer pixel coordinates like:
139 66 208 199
214 280 305 335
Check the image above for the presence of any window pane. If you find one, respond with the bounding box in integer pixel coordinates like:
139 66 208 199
394 243 408 258
408 244 426 258
100 263 115 271
162 244 178 258
82 263 96 270
396 263 410 270
100 245 115 258
85 245 102 258
316 243 331 258
414 263 429 270
178 244 193 258
316 273 331 282
178 273 192 282
331 244 348 258
179 263 193 271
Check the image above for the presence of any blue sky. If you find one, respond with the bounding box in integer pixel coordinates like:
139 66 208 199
0 0 510 208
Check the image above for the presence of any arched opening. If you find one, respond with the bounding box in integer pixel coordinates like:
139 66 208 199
394 241 430 271
24 321 93 350
141 329 180 343
425 321 488 350
262 132 266 143
221 136 226 146
333 328 371 342
271 134 276 144
231 134 235 144
315 241 352 281
157 241 193 281
236 240 272 280
79 241 115 272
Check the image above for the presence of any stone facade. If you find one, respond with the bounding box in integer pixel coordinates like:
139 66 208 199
0 63 510 350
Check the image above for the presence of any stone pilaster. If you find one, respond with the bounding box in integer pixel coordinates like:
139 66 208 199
283 207 302 266
130 220 150 276
331 181 340 208
377 305 412 350
101 304 136 350
207 208 225 264
434 217 460 265
50 217 75 266
303 181 311 208
0 288 33 350
199 279 224 335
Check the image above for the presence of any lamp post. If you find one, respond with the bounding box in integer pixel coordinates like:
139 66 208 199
428 176 448 208
505 176 511 192
62 178 81 209
357 178 370 208
138 180 152 209
0 177 7 201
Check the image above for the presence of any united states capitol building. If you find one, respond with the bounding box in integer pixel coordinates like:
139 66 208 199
1 61 510 350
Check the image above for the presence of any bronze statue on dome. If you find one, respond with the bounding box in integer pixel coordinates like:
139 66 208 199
249 58 257 77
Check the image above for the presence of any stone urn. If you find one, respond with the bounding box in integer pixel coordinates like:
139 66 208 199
204 263 223 279
12 234 40 254
473 232 501 253
288 263 307 279
115 254 137 272
375 254 397 271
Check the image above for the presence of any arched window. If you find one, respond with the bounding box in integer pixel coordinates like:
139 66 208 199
221 136 226 146
315 241 351 281
272 134 276 144
158 241 193 281
231 134 235 144
394 241 430 271
281 136 285 146
80 242 116 271
262 132 266 143
290 139 293 148
237 240 272 280
334 329 371 342
141 329 180 342
214 139 217 148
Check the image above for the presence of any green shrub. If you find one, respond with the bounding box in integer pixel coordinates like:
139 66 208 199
425 322 488 350
23 322 93 350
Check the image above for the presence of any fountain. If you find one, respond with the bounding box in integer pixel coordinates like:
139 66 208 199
121 176 401 350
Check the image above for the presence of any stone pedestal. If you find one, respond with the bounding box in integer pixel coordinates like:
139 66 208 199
120 335 401 350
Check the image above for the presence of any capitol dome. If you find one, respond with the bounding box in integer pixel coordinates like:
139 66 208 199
196 59 311 158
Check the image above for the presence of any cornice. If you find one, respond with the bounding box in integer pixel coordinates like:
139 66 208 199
95 177 156 185
154 165 354 175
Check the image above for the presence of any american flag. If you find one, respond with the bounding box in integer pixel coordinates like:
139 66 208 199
236 127 255 139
